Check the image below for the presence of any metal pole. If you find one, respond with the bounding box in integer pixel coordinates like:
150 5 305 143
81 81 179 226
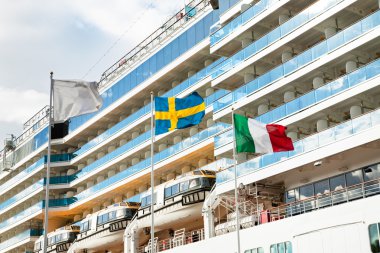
150 91 155 253
43 72 53 253
231 108 241 253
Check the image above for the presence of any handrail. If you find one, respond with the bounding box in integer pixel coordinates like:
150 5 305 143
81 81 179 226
98 0 210 90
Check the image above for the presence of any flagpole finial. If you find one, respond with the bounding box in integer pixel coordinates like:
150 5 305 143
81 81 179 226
50 71 53 78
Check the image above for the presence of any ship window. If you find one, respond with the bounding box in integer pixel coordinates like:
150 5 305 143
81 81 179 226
299 184 314 200
189 178 200 188
286 189 296 203
172 184 180 195
116 209 126 218
244 247 264 253
346 170 363 186
363 164 380 182
80 221 89 232
180 181 189 191
369 223 380 253
314 179 330 196
330 175 346 191
165 187 172 198
270 241 292 253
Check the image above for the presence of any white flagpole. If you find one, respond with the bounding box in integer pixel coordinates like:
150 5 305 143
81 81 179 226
43 72 53 253
231 107 241 253
150 91 155 253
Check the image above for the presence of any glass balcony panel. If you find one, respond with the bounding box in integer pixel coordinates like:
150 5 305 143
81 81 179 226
267 27 281 44
318 128 335 146
343 22 362 42
311 41 327 59
327 32 344 51
348 67 367 87
271 105 287 122
314 84 332 102
283 58 297 76
334 121 353 140
371 110 380 126
352 113 371 133
246 79 259 95
285 99 300 116
366 59 380 79
298 91 316 109
302 134 319 152
330 77 349 95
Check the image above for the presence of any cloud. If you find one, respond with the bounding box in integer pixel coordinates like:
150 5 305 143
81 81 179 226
0 0 186 140
0 87 49 124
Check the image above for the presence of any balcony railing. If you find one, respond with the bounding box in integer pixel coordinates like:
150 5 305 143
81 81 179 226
211 0 280 46
74 122 230 202
70 90 228 185
138 228 205 253
74 57 225 158
216 108 380 184
215 178 380 236
0 179 43 214
214 8 380 111
0 153 73 196
0 202 43 232
212 0 356 81
98 0 210 90
0 229 43 252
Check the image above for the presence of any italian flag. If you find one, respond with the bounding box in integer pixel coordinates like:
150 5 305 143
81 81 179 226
233 114 294 154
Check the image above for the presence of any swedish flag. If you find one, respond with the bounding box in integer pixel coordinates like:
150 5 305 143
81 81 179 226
155 92 205 135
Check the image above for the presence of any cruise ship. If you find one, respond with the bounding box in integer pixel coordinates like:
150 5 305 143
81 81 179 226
1 0 380 252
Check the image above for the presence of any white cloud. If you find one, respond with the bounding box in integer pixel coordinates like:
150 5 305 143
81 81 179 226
0 0 186 140
0 87 48 124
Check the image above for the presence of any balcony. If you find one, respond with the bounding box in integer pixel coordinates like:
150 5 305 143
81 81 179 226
69 89 228 186
73 122 230 204
0 229 43 252
216 108 380 184
211 0 366 86
72 58 225 160
0 153 73 196
213 9 380 114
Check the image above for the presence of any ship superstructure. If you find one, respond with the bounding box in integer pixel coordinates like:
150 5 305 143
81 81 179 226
1 0 380 252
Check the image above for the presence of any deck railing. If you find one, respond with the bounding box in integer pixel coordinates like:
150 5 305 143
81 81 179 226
138 228 205 252
215 178 380 235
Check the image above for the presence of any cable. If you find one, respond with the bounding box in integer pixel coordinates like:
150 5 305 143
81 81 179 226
81 1 155 79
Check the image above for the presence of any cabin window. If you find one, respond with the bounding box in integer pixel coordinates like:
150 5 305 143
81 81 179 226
314 179 330 196
172 184 180 195
345 170 363 187
180 181 189 191
299 184 313 200
244 247 264 253
369 223 380 253
363 164 380 182
330 175 346 191
80 221 89 232
189 178 200 188
200 177 216 187
270 241 292 253
165 187 172 198
285 189 296 203
116 209 126 218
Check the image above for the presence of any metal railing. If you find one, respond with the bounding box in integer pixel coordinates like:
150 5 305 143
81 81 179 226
98 0 210 90
138 228 205 252
215 178 380 235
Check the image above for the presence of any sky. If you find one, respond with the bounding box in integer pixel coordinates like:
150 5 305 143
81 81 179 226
0 0 184 142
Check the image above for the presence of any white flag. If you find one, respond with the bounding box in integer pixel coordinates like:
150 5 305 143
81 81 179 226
53 80 103 122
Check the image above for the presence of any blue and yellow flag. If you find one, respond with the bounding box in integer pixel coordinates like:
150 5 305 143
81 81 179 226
155 92 205 135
